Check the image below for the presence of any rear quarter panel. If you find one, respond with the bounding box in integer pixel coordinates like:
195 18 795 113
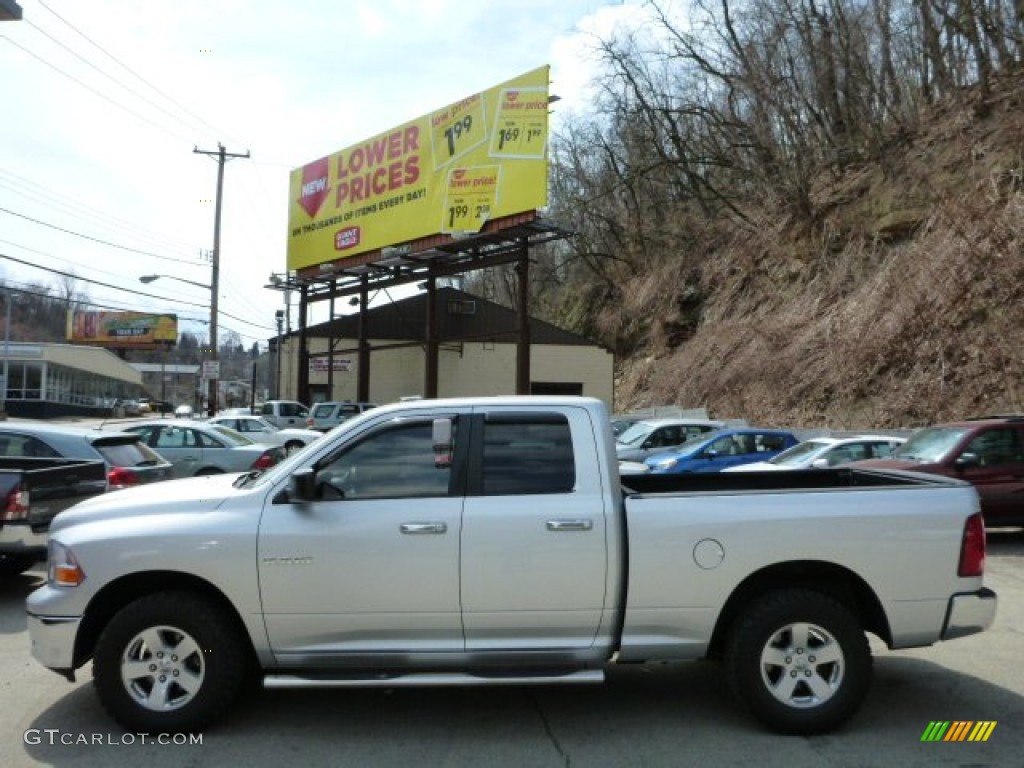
619 482 982 660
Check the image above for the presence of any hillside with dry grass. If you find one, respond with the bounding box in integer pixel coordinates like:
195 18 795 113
606 75 1024 428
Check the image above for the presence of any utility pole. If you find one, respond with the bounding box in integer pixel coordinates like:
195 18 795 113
194 143 250 416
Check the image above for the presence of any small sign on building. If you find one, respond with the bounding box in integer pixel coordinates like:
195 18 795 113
309 357 352 373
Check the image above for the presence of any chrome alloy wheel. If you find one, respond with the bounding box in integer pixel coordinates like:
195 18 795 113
120 625 206 712
759 621 844 708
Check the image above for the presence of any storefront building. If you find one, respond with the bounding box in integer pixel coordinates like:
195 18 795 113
1 342 145 418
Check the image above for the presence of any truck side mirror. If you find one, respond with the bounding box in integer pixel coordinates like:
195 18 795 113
288 467 317 502
954 453 979 470
433 418 453 468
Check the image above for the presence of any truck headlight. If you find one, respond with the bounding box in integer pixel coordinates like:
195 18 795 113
48 540 86 588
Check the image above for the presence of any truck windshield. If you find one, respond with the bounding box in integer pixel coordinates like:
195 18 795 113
892 427 968 462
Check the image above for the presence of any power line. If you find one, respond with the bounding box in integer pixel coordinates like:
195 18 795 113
0 206 206 266
0 236 147 282
0 34 196 145
37 0 243 146
23 18 216 143
0 277 269 344
0 251 207 308
0 250 272 331
0 170 199 256
0 237 210 308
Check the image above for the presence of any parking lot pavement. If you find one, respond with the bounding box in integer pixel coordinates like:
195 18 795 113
1 532 1021 767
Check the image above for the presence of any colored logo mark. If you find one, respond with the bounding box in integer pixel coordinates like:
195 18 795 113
921 721 996 742
298 157 331 218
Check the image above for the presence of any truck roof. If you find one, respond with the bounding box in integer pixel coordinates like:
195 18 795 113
368 395 608 415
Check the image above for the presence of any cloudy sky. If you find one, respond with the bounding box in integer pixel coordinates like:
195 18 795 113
0 0 649 348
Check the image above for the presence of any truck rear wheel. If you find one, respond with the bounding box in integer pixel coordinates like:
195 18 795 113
725 589 871 734
93 591 246 733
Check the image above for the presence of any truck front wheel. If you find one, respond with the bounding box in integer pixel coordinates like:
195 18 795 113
725 589 871 734
93 591 246 733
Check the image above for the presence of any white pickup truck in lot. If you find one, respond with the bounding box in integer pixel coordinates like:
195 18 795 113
26 396 996 735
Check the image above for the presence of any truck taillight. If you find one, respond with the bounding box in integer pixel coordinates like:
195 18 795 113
107 466 141 490
2 484 29 522
958 512 986 578
251 452 277 470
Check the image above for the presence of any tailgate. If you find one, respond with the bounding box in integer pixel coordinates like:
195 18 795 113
0 458 108 530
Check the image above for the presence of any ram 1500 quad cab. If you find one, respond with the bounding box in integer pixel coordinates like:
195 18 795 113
27 397 996 734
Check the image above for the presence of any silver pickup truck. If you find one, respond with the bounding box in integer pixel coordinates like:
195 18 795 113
26 396 996 735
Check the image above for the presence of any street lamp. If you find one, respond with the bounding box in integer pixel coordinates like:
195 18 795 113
275 310 285 398
1 290 15 416
139 273 218 416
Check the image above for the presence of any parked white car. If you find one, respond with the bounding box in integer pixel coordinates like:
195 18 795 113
206 414 322 455
723 435 905 472
615 418 725 463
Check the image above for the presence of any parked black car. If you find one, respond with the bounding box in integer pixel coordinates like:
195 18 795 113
0 456 108 575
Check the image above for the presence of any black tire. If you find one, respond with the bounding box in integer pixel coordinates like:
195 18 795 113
93 591 247 733
724 589 872 735
0 553 39 576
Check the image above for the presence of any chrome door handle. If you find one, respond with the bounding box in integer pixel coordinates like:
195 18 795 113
546 519 593 532
400 522 448 534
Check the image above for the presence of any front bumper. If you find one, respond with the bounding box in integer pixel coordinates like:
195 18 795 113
941 587 997 640
27 612 81 680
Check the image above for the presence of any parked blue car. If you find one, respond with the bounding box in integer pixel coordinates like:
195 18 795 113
643 428 800 474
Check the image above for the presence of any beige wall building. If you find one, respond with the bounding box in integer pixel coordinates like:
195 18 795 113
275 288 614 408
1 342 144 419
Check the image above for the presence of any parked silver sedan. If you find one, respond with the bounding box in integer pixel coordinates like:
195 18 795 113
206 414 322 455
120 420 284 478
0 422 174 488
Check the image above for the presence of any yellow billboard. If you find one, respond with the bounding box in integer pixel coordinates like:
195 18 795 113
287 65 549 271
66 311 178 348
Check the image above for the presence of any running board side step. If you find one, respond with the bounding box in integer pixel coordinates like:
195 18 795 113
264 669 606 690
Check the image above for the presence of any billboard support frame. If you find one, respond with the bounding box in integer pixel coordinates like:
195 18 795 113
268 215 572 404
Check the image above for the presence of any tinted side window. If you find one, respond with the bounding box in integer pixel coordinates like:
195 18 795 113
481 418 575 495
825 444 868 466
0 433 61 458
869 441 899 459
964 428 1023 467
153 427 194 449
317 421 455 500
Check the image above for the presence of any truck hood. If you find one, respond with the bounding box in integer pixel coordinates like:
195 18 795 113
50 472 243 532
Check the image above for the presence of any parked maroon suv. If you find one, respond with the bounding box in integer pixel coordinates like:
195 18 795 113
855 415 1024 527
